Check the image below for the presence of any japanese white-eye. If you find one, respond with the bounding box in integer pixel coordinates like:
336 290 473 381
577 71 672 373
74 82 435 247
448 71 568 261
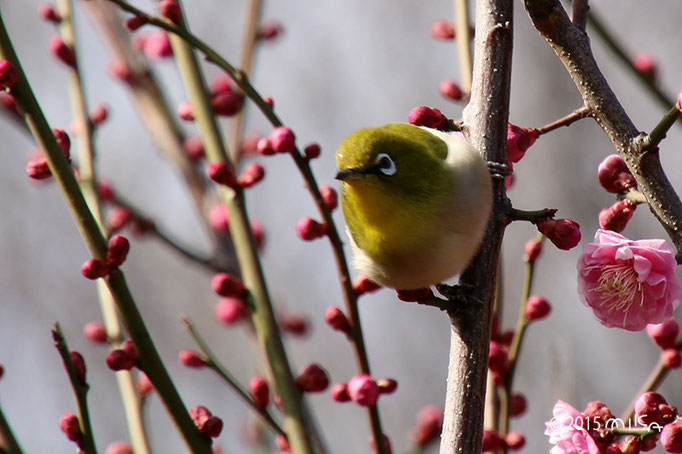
336 123 492 290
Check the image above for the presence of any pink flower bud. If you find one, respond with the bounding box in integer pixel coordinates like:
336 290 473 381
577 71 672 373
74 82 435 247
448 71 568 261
143 31 173 59
81 258 111 279
524 238 542 262
211 92 243 116
207 162 236 188
179 349 206 368
190 406 223 438
121 339 138 359
662 421 682 453
107 234 130 267
678 91 682 114
49 35 76 67
263 96 274 107
598 154 637 193
632 53 658 82
248 376 270 408
106 206 132 232
303 143 321 160
107 59 133 83
251 219 265 250
599 199 636 233
214 297 249 324
160 0 181 24
96 180 114 202
537 218 581 250
411 405 442 447
347 374 379 406
182 136 204 161
240 131 263 156
69 350 86 386
352 274 381 295
505 431 525 450
53 128 71 159
370 434 392 454
296 217 327 240
635 392 678 426
510 392 527 417
208 204 229 235
38 4 61 23
330 383 350 402
646 320 679 349
136 372 152 396
177 102 194 121
482 430 505 452
59 412 82 442
0 92 19 116
662 348 682 369
488 341 509 375
377 378 397 394
210 73 233 95
89 104 108 125
506 124 539 163
105 441 133 454
583 400 615 444
439 79 462 101
408 106 447 130
525 295 551 321
497 330 514 347
276 434 290 450
124 15 147 31
211 273 246 298
0 60 18 89
270 127 296 153
256 138 275 156
324 306 350 334
257 20 283 40
237 162 265 187
319 185 338 211
106 349 136 371
83 321 107 344
396 287 433 302
26 156 52 180
279 314 308 336
430 20 455 40
296 363 329 392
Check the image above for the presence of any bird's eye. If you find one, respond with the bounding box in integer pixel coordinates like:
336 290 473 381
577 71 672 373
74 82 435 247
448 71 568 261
375 153 397 176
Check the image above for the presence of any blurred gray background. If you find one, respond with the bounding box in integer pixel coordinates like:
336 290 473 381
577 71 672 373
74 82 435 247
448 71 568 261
1 0 681 452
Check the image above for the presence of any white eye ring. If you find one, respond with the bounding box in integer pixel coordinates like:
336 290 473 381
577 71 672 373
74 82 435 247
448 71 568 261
375 152 397 176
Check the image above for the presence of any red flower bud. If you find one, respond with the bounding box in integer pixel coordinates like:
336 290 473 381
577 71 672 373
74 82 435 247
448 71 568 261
303 143 321 160
583 401 615 444
105 441 133 454
182 137 204 162
207 162 236 188
439 79 462 101
525 295 551 321
632 53 658 82
190 406 223 438
508 393 527 418
662 348 682 369
26 156 52 180
69 350 86 386
107 234 130 267
0 60 18 89
524 238 542 262
248 376 270 408
482 430 505 452
597 154 637 193
537 218 581 250
646 320 679 349
279 314 308 336
430 20 455 40
240 131 263 156
324 306 350 334
352 274 381 295
107 59 133 83
106 349 136 371
53 128 71 159
81 258 111 279
177 102 195 121
270 126 296 153
251 219 265 250
106 206 132 232
179 349 206 368
296 217 327 241
256 138 276 156
330 383 350 402
237 162 265 187
136 372 152 396
635 392 678 426
488 341 509 375
124 15 147 31
296 363 329 392
38 4 61 23
208 204 229 235
143 31 173 59
83 321 108 344
377 378 397 394
121 338 138 359
59 412 82 442
257 20 283 40
160 0 181 24
411 405 442 447
598 199 636 233
0 92 19 117
678 91 682 114
211 92 243 116
263 96 274 107
89 104 108 126
49 35 76 67
505 431 525 450
319 185 338 211
662 421 682 453
396 287 433 302
506 124 539 163
214 297 249 324
408 106 447 130
211 273 246 298
347 374 379 407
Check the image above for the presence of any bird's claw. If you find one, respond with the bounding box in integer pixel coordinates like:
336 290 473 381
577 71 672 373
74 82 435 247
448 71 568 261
436 283 477 305
487 161 512 180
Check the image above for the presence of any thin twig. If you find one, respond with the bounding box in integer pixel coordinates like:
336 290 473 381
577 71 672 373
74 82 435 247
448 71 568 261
537 106 591 135
643 105 681 151
569 0 589 30
508 208 556 223
454 0 473 97
0 402 23 454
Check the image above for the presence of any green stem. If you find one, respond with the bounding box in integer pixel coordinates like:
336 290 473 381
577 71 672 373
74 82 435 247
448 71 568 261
508 208 556 223
611 427 655 437
0 13 211 452
52 324 98 454
0 402 23 454
643 105 681 151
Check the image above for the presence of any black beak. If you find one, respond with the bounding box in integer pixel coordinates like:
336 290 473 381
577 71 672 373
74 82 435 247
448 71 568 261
335 168 366 181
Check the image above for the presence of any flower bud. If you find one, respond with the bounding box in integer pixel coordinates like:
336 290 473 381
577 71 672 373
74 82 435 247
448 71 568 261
38 4 61 23
507 124 539 163
525 295 551 321
270 126 296 153
211 92 243 116
505 431 525 450
408 106 447 130
143 31 173 59
296 217 327 240
263 95 274 107
347 374 379 407
662 421 682 453
510 392 527 417
237 162 265 187
0 60 18 89
678 91 682 114
597 154 637 193
296 363 329 392
106 349 136 371
180 137 204 162
160 0 181 24
124 15 147 31
207 162 236 188
59 412 82 442
537 218 581 250
377 378 397 394
26 156 52 180
251 219 265 250
635 392 678 426
352 274 381 295
121 338 138 359
396 287 433 302
0 92 19 117
177 102 194 121
214 297 249 324
81 258 111 279
324 306 350 334
430 20 455 40
208 204 229 235
319 185 338 211
69 350 86 386
662 348 682 369
330 382 350 402
105 441 133 454
599 199 636 233
632 53 658 82
53 128 71 159
275 434 290 450
370 434 392 454
49 35 76 67
107 234 130 267
411 405 442 447
584 400 615 444
524 238 542 262
482 430 505 452
190 406 223 438
257 20 283 40
303 143 321 160
89 104 108 126
646 320 679 349
106 206 132 232
279 314 308 336
618 436 640 454
256 138 275 156
84 321 107 344
497 330 514 347
248 376 270 408
211 273 246 298
488 341 509 375
136 372 153 396
179 349 206 368
439 79 462 101
107 59 133 83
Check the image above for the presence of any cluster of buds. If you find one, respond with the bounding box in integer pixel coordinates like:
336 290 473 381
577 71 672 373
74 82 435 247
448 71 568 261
81 235 131 280
597 154 639 232
646 320 681 369
106 338 138 371
330 374 396 407
26 128 72 180
256 126 297 155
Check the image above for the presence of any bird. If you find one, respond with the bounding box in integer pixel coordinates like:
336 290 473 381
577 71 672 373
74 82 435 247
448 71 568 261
336 122 492 290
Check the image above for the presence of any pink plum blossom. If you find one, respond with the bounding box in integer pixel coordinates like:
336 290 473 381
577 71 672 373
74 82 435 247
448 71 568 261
545 401 601 454
577 230 682 331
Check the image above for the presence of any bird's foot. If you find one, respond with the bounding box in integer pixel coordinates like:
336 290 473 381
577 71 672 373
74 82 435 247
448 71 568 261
487 161 512 180
436 283 481 308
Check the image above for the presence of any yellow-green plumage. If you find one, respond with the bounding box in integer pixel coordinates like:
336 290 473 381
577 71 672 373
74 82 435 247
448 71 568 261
336 123 492 289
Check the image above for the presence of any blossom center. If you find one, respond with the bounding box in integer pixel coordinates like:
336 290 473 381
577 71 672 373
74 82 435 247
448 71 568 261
587 260 642 319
